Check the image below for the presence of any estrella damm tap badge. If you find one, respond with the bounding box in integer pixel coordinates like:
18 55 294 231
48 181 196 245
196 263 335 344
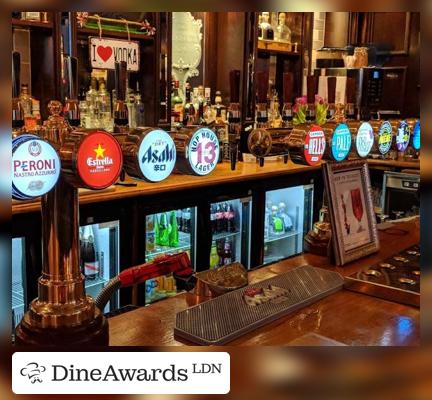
138 129 176 182
187 128 220 175
396 120 411 152
378 121 393 155
356 122 374 157
331 123 351 161
304 125 326 166
12 134 60 200
76 131 123 189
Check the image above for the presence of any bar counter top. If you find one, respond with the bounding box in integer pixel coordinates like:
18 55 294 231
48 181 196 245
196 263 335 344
108 218 420 346
12 157 419 215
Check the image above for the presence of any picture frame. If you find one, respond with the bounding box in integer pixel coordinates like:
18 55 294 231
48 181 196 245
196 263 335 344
323 159 380 265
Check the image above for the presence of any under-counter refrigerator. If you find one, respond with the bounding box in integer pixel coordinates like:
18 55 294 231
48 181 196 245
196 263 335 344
209 197 252 269
263 184 314 265
143 207 197 304
79 220 120 313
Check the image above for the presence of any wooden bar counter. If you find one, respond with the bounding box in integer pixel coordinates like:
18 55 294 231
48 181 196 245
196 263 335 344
108 218 420 346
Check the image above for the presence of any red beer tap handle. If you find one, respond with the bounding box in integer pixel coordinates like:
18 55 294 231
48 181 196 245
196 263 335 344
118 252 194 287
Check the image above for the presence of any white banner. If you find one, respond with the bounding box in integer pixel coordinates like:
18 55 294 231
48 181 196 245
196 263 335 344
89 37 140 71
13 352 230 394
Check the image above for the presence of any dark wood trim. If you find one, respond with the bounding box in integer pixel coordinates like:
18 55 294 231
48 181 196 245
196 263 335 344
375 12 411 56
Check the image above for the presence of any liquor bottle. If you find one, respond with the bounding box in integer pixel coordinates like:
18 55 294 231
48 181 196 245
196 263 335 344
209 244 220 269
222 238 233 265
146 215 155 252
204 87 212 123
261 12 274 40
19 84 33 120
126 87 136 129
225 203 236 232
171 80 183 126
80 225 99 281
196 86 206 125
158 212 170 246
306 75 318 122
215 203 224 233
134 83 145 127
32 99 42 127
275 12 291 43
113 61 129 133
258 14 263 39
210 204 217 234
97 78 112 130
182 83 195 126
176 209 183 232
78 86 88 128
271 205 284 235
86 77 98 128
214 90 227 124
169 210 179 247
216 239 225 266
278 202 293 232
182 208 191 234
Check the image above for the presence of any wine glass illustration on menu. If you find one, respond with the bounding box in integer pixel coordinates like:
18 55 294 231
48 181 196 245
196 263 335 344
350 188 364 232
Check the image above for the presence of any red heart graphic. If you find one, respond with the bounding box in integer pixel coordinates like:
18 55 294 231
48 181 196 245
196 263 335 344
97 46 113 62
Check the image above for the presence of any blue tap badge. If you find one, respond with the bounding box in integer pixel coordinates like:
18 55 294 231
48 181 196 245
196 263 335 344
331 123 352 161
12 134 61 200
412 121 420 151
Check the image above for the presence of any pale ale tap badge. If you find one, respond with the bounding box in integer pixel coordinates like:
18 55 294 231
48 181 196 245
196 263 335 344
378 121 393 155
76 131 123 189
355 122 374 158
122 127 177 182
331 123 352 162
396 120 411 152
12 134 61 200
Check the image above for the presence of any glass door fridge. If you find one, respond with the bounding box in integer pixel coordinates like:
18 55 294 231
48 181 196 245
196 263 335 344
263 184 314 265
209 197 252 269
12 237 26 334
144 207 197 304
79 220 120 313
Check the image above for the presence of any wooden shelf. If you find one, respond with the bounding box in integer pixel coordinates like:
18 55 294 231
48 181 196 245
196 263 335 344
12 18 53 31
77 27 154 42
258 39 301 56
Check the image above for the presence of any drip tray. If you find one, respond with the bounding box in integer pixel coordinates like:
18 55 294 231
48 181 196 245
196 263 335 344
175 265 344 345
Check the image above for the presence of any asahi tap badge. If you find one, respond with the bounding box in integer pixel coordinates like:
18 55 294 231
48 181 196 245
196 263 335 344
76 131 123 189
355 122 374 157
304 125 326 166
12 134 60 200
396 120 411 152
187 127 220 175
331 123 351 161
378 121 393 155
122 128 177 182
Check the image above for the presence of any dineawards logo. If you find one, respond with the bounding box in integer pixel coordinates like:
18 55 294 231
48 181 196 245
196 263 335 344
12 352 230 395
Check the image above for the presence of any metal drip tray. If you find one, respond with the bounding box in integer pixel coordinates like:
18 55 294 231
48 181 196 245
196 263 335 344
175 265 344 345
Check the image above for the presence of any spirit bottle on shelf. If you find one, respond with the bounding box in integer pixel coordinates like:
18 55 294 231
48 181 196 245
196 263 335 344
134 83 145 128
258 14 263 39
171 80 183 126
183 83 196 126
85 77 99 128
275 12 291 43
97 78 113 131
126 86 136 129
214 91 227 124
19 84 33 128
260 12 274 40
204 87 212 123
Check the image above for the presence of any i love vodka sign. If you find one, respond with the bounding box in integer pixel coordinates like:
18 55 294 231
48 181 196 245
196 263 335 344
89 37 140 72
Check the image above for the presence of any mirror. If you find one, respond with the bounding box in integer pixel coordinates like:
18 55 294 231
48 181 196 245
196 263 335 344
172 12 203 95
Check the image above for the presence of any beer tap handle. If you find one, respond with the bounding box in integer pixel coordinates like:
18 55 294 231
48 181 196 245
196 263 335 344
229 70 241 104
327 76 336 105
283 72 294 104
12 51 20 99
256 71 269 104
306 75 318 104
115 61 127 102
259 157 265 167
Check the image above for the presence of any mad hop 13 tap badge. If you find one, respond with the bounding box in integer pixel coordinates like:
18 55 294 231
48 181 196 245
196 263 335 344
76 131 123 189
12 135 61 200
188 128 220 175
138 129 176 182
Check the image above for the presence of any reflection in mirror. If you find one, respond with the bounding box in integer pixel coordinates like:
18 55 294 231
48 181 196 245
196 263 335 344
172 12 203 96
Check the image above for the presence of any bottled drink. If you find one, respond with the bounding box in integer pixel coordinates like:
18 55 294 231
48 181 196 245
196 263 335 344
215 203 224 233
153 214 159 247
216 239 225 267
182 208 191 234
271 205 284 235
204 87 212 123
146 215 155 252
169 210 179 247
80 225 99 280
126 89 136 128
278 202 293 232
225 203 236 232
210 204 217 234
171 80 183 125
97 78 112 130
222 238 233 265
183 83 195 126
157 212 170 246
19 84 33 129
214 90 227 124
176 209 183 232
134 89 145 127
86 77 99 128
197 86 206 125
209 244 220 269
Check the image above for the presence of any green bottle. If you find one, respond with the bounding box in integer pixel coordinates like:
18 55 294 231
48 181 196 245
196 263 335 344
169 210 179 247
158 212 170 247
154 214 160 246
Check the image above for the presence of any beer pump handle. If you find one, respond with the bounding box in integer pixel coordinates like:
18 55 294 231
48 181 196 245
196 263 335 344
327 76 336 105
12 51 20 98
229 70 241 103
283 72 294 104
67 56 78 100
256 71 269 104
346 77 356 104
306 75 318 104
